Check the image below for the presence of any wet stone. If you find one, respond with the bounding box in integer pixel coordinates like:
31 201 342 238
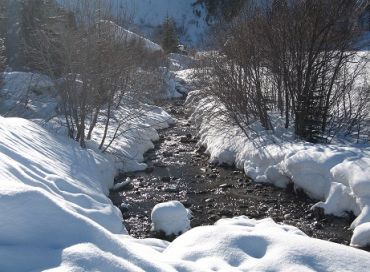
161 176 171 183
219 183 232 189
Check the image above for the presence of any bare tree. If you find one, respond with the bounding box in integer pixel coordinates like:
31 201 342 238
26 0 166 149
202 0 370 142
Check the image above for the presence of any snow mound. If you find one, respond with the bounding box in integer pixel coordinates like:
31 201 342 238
186 88 370 247
165 216 370 271
0 72 58 119
151 201 191 236
99 20 163 53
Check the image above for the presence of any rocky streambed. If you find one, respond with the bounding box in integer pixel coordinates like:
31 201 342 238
109 100 355 246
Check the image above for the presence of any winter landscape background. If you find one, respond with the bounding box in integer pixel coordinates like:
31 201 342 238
1 0 370 271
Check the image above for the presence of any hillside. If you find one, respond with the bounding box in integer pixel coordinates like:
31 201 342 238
57 0 209 45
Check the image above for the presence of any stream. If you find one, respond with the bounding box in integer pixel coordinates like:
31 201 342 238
109 99 357 246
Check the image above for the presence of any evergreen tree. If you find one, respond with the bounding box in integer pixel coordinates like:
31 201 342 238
161 16 179 54
19 0 67 75
0 37 6 85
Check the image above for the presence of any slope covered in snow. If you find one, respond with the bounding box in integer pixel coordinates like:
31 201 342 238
58 0 208 45
99 20 163 53
119 0 208 44
1 118 370 271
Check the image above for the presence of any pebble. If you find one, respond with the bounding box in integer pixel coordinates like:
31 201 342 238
219 183 232 189
161 176 171 183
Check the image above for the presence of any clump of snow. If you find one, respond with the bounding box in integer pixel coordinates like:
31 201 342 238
351 222 370 248
151 201 191 236
186 86 370 247
0 72 58 119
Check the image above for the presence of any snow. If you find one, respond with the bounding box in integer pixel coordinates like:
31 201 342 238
165 216 370 272
164 66 198 98
57 0 209 45
151 201 191 236
185 73 370 247
0 72 58 119
99 20 163 53
119 0 208 44
1 111 370 270
351 222 370 247
86 103 176 172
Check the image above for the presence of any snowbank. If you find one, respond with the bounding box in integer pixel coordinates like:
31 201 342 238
87 104 176 172
163 68 198 98
186 89 370 247
1 116 370 271
165 216 370 271
151 201 191 236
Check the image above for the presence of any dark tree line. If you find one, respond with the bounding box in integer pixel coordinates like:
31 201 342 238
194 0 248 22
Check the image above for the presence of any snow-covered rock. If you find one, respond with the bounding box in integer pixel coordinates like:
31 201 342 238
351 222 370 248
151 201 191 236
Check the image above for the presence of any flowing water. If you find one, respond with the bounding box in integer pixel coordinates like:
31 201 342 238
109 99 356 246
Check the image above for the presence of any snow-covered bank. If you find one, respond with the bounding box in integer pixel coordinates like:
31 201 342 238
2 107 370 271
0 71 176 173
186 89 370 247
86 103 176 172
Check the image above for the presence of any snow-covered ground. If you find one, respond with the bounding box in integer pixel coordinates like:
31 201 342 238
1 118 370 271
186 83 370 248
